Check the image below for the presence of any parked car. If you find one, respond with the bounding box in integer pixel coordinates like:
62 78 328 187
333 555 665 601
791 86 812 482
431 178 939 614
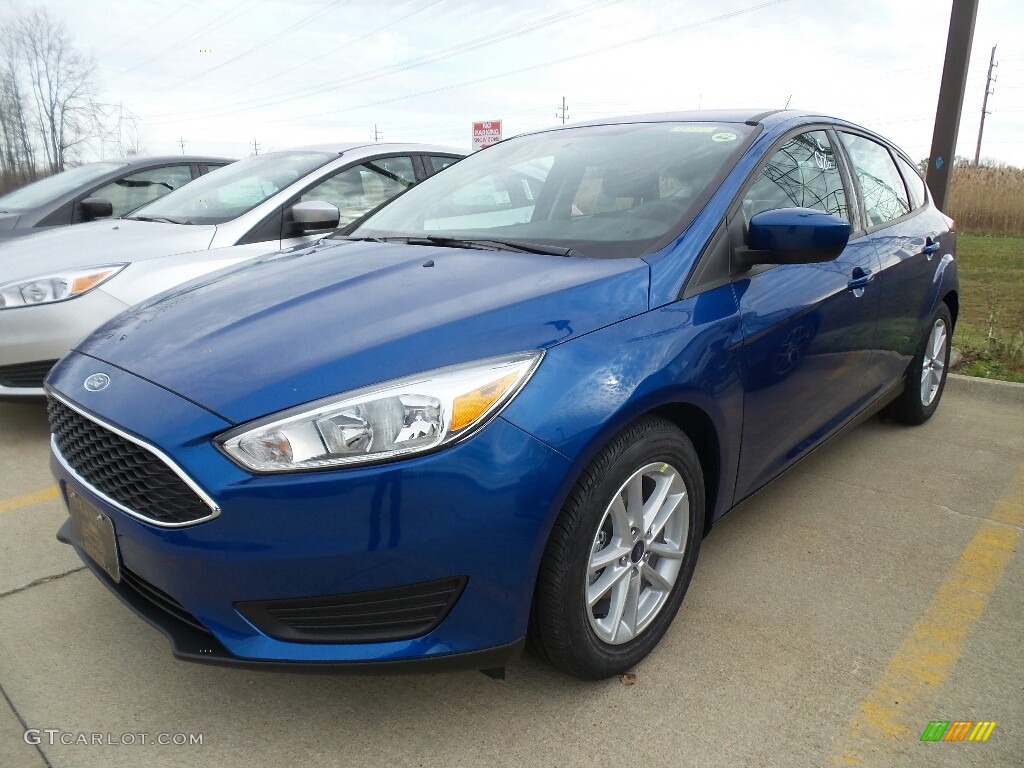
0 155 234 241
0 144 463 395
46 110 957 679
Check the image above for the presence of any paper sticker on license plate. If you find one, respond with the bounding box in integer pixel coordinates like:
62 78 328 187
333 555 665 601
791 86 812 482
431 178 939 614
68 490 121 583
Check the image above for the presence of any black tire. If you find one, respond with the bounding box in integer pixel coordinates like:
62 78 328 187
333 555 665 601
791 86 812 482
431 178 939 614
528 415 705 679
884 303 953 425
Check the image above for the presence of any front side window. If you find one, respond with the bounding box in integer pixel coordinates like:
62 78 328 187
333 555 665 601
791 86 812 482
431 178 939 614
838 133 911 226
93 165 193 217
743 131 849 222
352 122 756 259
301 157 415 226
127 151 334 225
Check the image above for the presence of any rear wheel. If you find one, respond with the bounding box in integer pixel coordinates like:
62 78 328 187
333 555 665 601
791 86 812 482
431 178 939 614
529 416 705 679
885 303 952 425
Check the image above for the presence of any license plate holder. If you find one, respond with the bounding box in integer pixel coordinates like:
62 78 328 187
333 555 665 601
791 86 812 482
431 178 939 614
68 490 121 583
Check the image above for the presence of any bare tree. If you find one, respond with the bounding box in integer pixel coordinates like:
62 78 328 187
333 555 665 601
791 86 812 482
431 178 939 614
0 30 37 184
16 7 98 172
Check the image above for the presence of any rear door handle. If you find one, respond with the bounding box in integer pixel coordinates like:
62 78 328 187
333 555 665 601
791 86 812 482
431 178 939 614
922 238 940 260
848 269 874 291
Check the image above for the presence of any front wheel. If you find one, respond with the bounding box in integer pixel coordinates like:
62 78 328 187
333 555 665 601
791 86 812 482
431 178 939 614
529 416 705 679
885 303 953 425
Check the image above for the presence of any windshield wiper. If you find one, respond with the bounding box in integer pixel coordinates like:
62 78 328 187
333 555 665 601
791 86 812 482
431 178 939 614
339 234 575 257
124 214 189 224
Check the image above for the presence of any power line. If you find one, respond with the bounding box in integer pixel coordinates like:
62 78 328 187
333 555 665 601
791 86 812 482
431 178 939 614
225 0 447 98
261 0 792 126
143 0 626 123
137 0 356 102
110 0 265 79
99 0 197 58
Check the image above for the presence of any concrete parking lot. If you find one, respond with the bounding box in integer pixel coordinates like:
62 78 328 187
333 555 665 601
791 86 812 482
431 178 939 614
1 375 1021 768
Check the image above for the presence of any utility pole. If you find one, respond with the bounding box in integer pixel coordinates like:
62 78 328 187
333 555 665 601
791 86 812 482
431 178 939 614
178 137 186 155
556 96 569 124
926 0 979 212
251 138 260 156
372 124 383 142
974 44 997 166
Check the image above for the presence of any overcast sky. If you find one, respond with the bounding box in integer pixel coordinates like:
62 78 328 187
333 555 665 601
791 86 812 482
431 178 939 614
9 0 1024 165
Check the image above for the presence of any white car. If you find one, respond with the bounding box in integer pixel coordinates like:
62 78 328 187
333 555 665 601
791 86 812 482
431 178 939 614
0 143 463 397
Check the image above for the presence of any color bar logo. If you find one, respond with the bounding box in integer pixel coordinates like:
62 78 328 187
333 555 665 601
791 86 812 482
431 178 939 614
920 721 997 742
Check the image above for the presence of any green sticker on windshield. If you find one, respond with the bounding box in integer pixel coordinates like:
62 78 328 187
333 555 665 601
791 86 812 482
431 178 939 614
711 132 738 142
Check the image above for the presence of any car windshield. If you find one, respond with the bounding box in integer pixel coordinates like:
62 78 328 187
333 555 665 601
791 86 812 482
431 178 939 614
0 162 127 211
127 151 334 225
350 122 755 259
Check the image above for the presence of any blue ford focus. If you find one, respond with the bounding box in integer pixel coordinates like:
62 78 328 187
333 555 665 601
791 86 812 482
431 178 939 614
47 110 957 679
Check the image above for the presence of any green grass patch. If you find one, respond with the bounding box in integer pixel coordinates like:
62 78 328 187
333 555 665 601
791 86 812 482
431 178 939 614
952 234 1024 382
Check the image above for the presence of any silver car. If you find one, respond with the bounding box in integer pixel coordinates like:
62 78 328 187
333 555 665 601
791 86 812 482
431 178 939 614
0 143 463 397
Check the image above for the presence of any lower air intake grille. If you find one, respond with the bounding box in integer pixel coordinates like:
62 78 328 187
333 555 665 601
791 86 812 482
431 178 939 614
120 567 211 635
48 396 214 525
0 359 58 388
236 576 468 643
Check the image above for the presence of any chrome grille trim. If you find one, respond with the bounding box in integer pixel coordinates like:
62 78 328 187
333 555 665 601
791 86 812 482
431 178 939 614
48 388 221 528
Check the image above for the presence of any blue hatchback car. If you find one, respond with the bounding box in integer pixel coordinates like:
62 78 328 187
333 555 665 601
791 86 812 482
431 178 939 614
47 110 957 679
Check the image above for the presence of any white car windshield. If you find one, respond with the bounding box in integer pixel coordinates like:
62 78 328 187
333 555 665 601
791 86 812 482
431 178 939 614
126 151 334 225
351 122 755 259
0 162 127 211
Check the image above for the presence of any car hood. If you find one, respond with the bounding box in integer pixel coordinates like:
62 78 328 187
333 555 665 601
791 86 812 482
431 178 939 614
76 239 650 424
0 219 217 281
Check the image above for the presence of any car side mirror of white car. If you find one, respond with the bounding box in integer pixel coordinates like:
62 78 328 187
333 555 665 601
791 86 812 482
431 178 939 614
291 200 340 233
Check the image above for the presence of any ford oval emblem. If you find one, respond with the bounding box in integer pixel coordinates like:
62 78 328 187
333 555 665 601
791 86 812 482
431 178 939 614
84 373 111 392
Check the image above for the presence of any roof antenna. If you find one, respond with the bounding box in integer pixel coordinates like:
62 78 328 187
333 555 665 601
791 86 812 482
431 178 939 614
784 94 792 109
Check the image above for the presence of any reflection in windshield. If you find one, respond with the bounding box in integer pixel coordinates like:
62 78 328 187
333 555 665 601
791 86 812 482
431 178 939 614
354 123 754 259
0 162 127 211
128 152 334 225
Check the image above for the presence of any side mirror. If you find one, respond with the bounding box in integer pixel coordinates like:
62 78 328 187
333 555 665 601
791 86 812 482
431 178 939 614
734 208 851 272
291 200 340 233
79 197 113 220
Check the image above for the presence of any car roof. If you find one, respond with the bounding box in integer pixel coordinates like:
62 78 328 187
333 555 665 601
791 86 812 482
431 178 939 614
282 142 465 156
111 155 236 167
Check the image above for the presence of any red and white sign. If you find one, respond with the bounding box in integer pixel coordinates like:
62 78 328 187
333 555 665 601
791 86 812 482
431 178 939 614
472 120 502 151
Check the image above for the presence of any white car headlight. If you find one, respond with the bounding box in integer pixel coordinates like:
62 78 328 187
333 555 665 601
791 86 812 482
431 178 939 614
217 351 544 472
0 264 126 309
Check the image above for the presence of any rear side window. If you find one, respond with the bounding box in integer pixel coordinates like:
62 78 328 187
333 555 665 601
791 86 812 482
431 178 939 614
742 130 849 222
838 133 911 226
426 155 460 174
894 155 926 210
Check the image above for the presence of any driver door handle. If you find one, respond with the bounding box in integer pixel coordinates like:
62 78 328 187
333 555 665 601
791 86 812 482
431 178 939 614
848 268 874 291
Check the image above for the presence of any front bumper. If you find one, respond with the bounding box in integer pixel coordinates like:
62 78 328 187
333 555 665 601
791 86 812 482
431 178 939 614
0 289 128 397
48 351 572 669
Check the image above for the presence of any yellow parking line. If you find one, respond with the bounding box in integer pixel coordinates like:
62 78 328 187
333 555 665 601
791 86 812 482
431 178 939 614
828 465 1023 765
0 486 60 514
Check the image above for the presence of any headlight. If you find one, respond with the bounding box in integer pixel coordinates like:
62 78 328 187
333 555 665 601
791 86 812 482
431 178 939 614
217 351 544 472
0 264 126 309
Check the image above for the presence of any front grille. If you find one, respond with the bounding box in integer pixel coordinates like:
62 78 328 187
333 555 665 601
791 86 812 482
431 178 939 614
237 576 468 643
48 396 213 525
0 359 59 388
120 567 210 635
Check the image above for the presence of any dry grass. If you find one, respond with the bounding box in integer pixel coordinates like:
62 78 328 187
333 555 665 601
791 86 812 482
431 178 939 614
946 164 1024 237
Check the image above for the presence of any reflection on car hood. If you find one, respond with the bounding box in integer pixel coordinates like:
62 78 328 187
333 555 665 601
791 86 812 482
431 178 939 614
0 219 217 281
77 239 650 424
